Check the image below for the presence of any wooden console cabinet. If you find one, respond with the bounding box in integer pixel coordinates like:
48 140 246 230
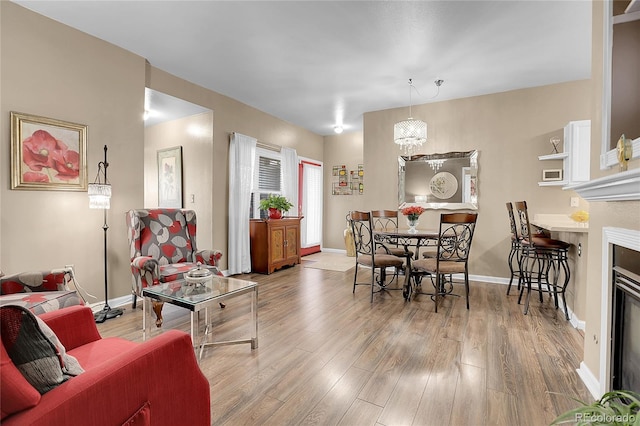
250 217 302 274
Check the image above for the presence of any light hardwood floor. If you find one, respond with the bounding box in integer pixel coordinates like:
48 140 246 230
97 257 591 426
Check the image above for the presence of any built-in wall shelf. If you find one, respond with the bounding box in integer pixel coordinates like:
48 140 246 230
539 152 568 161
539 180 568 187
538 120 590 187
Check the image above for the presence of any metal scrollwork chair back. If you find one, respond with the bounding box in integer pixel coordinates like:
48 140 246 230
350 211 405 302
406 212 478 312
370 210 414 260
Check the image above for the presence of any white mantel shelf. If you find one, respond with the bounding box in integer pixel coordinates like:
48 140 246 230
564 168 640 201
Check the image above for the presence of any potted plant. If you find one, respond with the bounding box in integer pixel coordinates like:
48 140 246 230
259 194 294 219
551 390 640 425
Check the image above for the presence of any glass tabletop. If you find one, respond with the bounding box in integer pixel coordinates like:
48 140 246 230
142 276 257 310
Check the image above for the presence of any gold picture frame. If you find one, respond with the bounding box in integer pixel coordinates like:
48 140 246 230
11 112 87 191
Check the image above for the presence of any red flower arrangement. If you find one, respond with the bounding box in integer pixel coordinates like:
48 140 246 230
401 206 426 221
22 130 80 183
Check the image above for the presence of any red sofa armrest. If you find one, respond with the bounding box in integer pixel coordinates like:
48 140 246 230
3 331 210 426
39 306 101 351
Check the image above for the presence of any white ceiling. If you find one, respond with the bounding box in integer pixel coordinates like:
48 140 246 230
13 1 592 136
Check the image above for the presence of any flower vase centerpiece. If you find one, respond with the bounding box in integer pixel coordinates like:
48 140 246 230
401 206 426 234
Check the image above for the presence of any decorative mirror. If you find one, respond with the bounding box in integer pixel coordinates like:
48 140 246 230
398 150 478 210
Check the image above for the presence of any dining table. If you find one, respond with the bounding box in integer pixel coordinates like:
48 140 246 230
373 228 440 300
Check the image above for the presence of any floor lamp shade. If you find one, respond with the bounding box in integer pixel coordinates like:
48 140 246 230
88 183 111 209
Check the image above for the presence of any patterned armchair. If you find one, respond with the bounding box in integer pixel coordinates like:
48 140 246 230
126 209 223 325
0 268 84 315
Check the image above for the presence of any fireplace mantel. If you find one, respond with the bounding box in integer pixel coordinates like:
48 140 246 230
565 168 640 201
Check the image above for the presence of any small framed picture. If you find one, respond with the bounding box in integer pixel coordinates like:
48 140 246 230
157 146 183 208
11 112 87 191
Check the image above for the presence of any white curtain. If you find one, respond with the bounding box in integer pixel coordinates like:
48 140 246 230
281 147 299 215
228 132 256 275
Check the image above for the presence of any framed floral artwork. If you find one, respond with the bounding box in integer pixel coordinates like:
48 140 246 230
11 112 87 191
157 146 183 208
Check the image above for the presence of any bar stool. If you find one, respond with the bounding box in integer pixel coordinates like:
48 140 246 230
514 201 571 320
505 202 523 295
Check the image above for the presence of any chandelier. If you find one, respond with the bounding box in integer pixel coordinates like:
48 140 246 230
394 79 443 156
429 159 445 172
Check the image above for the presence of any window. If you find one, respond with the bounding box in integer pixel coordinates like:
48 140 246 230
250 148 282 219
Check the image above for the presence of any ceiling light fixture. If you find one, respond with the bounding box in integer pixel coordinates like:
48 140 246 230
334 125 343 134
394 79 444 156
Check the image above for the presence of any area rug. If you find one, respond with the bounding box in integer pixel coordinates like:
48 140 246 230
303 253 356 272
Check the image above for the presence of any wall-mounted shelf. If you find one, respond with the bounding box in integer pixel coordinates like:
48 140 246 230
538 180 568 187
538 152 568 161
538 120 590 187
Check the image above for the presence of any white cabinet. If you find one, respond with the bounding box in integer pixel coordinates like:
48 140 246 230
538 120 590 187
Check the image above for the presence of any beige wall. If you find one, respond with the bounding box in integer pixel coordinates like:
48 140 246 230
0 2 323 304
145 67 324 271
144 112 215 249
1 2 145 301
323 131 365 250
357 81 592 284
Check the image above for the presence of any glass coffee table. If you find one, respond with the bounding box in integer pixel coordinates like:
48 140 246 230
142 276 258 359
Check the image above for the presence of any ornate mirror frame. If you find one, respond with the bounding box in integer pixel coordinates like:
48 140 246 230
398 150 478 210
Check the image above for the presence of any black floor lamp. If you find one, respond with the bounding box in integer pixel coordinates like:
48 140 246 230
88 145 123 323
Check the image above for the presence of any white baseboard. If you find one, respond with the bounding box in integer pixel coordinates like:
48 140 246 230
577 361 601 399
319 247 346 254
90 294 132 313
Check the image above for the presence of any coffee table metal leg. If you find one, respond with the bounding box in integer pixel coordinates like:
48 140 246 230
251 288 258 349
143 296 149 341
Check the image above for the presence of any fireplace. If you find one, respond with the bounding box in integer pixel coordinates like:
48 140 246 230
611 245 640 393
598 227 640 395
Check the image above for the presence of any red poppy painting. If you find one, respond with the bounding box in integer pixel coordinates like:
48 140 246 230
11 112 87 191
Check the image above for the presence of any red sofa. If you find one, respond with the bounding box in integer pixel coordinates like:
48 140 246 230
1 305 210 425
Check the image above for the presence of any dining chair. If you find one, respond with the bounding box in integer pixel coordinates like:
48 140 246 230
350 211 405 302
405 212 478 312
505 202 524 295
370 210 414 261
514 201 571 320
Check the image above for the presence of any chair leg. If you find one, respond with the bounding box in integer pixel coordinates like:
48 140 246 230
506 244 517 295
132 293 137 309
434 274 440 313
353 265 358 294
370 268 375 303
535 255 545 303
464 272 470 310
559 252 571 320
152 300 164 327
402 264 412 301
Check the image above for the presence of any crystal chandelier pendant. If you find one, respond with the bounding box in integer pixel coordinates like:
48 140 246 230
393 79 443 156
